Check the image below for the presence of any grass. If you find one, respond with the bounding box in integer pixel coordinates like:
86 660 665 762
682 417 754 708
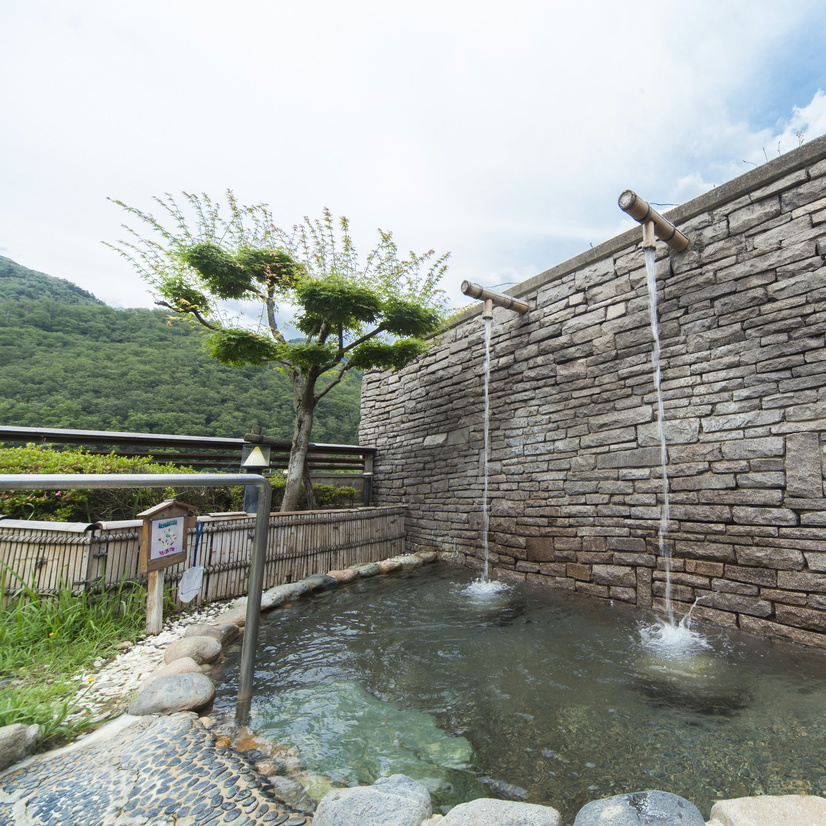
0 565 146 748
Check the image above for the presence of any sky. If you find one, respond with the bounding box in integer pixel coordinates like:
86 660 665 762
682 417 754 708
2 0 826 311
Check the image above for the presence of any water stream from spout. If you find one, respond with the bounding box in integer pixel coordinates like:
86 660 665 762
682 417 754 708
644 247 673 623
481 315 492 581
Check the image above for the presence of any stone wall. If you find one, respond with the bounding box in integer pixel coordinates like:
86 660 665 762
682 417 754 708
359 134 826 647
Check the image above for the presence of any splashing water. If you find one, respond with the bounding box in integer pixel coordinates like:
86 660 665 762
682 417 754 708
639 616 713 660
644 247 673 623
463 577 511 600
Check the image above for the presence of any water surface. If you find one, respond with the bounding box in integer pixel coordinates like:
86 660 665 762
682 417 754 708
215 565 826 821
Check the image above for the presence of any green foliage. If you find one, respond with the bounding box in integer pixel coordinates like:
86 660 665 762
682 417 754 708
296 279 382 331
108 192 449 510
107 194 450 378
158 276 210 313
381 298 442 337
0 568 145 745
206 328 281 367
180 243 250 300
0 280 362 443
268 476 359 510
350 339 428 370
0 444 242 522
276 341 338 370
236 247 301 286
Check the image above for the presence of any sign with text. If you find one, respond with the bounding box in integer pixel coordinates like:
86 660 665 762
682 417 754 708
138 499 197 573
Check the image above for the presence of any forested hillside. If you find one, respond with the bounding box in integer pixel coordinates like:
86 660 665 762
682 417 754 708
0 257 361 442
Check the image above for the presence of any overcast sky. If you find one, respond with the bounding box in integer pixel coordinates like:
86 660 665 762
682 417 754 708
2 0 826 310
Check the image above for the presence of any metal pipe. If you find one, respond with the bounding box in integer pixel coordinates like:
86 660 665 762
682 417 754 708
0 472 271 725
461 280 530 315
618 190 689 252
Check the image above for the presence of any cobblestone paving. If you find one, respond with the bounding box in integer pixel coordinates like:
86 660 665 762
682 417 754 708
0 714 312 826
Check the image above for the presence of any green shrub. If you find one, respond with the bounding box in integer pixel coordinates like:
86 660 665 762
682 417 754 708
0 444 242 521
268 475 359 510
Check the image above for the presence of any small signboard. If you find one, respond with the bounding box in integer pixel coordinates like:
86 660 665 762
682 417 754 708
138 499 198 573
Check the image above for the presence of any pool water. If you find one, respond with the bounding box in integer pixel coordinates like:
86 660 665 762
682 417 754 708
214 564 826 821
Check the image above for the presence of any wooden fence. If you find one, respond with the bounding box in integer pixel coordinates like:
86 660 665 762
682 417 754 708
0 507 405 606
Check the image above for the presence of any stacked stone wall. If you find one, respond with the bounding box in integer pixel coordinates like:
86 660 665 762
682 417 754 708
359 135 826 647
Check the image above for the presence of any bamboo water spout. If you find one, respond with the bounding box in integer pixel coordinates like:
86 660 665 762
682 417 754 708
618 190 690 252
461 281 530 319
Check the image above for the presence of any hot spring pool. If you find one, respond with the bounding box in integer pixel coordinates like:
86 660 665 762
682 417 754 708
214 564 826 821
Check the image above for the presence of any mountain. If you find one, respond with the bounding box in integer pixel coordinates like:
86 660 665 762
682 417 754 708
0 258 361 443
0 256 103 305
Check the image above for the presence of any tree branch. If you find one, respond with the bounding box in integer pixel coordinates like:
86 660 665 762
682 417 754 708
155 300 217 331
314 361 352 404
265 293 287 344
341 323 386 355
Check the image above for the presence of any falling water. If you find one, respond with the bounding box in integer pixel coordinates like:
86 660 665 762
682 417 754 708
464 315 510 598
481 316 492 581
644 247 673 623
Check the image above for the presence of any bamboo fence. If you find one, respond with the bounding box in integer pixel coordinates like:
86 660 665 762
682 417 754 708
0 507 405 606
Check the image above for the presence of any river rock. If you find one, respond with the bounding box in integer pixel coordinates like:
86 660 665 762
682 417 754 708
379 557 404 574
267 775 316 813
443 798 560 826
355 562 381 577
313 774 431 826
328 568 360 583
480 775 529 799
127 672 215 715
707 794 826 825
302 573 338 591
397 554 424 569
573 790 705 825
164 635 222 665
260 580 313 610
213 622 240 644
143 656 203 687
183 623 223 641
415 551 439 564
0 723 41 772
212 606 247 626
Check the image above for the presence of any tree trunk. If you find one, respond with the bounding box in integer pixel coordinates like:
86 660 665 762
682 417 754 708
282 372 316 512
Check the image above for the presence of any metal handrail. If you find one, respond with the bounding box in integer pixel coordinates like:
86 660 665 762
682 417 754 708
0 472 270 725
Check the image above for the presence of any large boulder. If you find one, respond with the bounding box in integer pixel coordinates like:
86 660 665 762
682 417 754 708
443 798 561 825
127 672 215 715
142 656 203 687
183 623 222 641
163 635 222 665
0 723 40 772
313 774 432 826
708 794 826 825
574 790 705 825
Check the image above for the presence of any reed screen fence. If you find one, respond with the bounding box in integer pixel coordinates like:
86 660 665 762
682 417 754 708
1 507 405 606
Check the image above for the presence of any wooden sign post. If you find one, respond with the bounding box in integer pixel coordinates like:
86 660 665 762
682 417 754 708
138 499 198 635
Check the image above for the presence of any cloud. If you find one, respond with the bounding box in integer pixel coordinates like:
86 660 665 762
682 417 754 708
1 1 825 311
